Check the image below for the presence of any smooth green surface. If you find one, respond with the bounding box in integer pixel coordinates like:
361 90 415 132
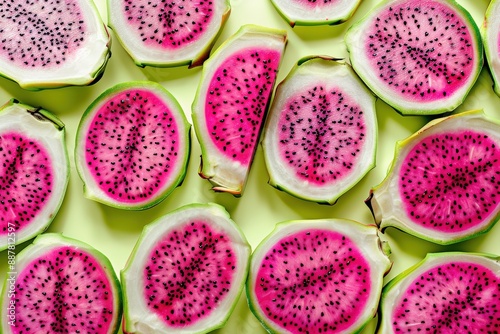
0 0 499 333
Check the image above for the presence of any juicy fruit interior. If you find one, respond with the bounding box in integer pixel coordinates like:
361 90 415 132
121 0 215 50
10 246 116 333
365 0 476 101
391 261 500 332
84 88 181 204
205 48 281 166
254 229 371 333
290 0 338 8
399 130 500 232
0 0 85 68
0 132 53 235
278 84 367 185
143 220 237 327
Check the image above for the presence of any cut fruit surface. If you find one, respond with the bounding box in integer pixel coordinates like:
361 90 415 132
121 203 251 334
367 110 500 244
0 99 69 251
345 0 483 115
108 0 231 67
75 81 191 210
192 24 287 195
483 0 500 96
263 56 377 204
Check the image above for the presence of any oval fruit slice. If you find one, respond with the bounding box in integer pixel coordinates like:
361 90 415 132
271 0 361 26
121 203 251 334
107 0 231 67
247 218 392 334
0 233 122 334
378 252 500 333
75 81 191 210
0 0 110 90
192 24 287 195
263 56 377 204
0 99 69 251
367 110 500 244
483 0 500 96
345 0 483 115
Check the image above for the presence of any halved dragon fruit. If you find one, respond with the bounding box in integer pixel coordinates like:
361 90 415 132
483 0 500 96
0 0 111 90
192 24 287 195
0 99 69 251
0 233 122 333
367 110 500 244
270 0 362 26
262 56 377 204
247 218 392 334
345 0 483 115
378 252 500 333
75 81 191 210
121 203 250 333
107 0 230 67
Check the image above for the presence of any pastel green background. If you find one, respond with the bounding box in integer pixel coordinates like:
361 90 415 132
0 0 499 333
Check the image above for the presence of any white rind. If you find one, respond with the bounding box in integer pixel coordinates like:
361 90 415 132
483 0 500 96
0 0 110 89
107 0 230 67
192 24 287 195
121 203 251 334
262 57 377 204
378 252 500 333
370 111 500 244
0 103 68 250
247 219 392 334
271 0 361 25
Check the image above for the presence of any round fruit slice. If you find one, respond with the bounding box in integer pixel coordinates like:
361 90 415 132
0 233 122 333
192 24 287 195
271 0 361 26
367 110 500 244
121 203 251 334
0 0 111 90
378 252 500 333
75 81 191 210
345 0 483 115
262 56 377 204
247 218 392 334
107 0 230 67
0 99 69 251
483 0 500 96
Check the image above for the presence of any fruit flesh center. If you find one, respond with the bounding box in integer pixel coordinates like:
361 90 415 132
205 48 281 166
278 84 366 186
0 0 86 68
392 261 500 332
399 130 500 233
0 132 53 235
122 0 215 50
84 89 180 204
291 0 338 8
255 229 371 333
11 247 115 333
143 220 237 327
365 0 475 102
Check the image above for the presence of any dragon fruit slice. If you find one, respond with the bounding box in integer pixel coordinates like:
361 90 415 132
378 252 500 333
0 99 69 251
270 0 361 26
121 203 251 333
345 0 483 115
0 233 122 333
75 81 191 210
0 0 111 90
107 0 230 67
483 0 500 96
192 24 287 195
262 56 377 204
367 110 500 245
247 218 392 334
